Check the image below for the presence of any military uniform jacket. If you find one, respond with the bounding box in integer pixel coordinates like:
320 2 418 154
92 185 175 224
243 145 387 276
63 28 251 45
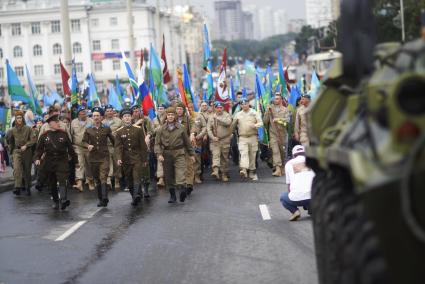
263 105 290 138
82 124 115 162
207 112 233 140
294 105 308 138
9 125 36 152
154 123 194 156
192 113 207 139
177 114 194 136
152 115 165 134
231 109 263 137
70 118 93 148
34 130 78 164
115 125 148 164
39 121 71 139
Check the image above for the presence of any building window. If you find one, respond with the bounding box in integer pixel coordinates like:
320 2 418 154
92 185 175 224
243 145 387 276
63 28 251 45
91 18 99 27
71 19 80 32
33 45 42 56
54 64 61 75
36 84 45 94
112 59 120 71
0 67 3 79
92 40 101 51
94 61 102 72
11 23 21 36
76 62 83 73
53 43 62 55
73 42 82 54
110 17 117 26
51 20 60 33
0 48 2 58
31 22 41 34
111 39 119 50
34 65 44 76
13 46 23 57
15 66 24 77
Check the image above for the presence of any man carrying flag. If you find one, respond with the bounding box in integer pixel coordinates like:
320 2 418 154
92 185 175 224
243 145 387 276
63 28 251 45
214 48 231 112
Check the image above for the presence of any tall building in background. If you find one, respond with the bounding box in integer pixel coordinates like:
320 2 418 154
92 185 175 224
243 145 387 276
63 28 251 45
305 0 333 28
258 6 274 39
288 19 306 33
273 9 288 36
213 0 244 41
242 11 254 40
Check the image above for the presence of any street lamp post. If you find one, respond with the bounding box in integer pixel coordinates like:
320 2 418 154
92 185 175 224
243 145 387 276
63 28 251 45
400 0 405 42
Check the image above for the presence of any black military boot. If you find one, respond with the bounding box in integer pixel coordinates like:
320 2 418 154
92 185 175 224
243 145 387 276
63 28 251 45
131 184 141 206
178 185 187 203
59 186 70 210
51 188 59 209
96 184 103 207
187 185 193 196
101 184 109 207
12 187 21 196
168 188 177 203
143 183 150 199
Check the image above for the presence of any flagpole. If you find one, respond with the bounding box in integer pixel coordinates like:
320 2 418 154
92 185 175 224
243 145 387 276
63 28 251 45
60 0 72 71
127 0 136 70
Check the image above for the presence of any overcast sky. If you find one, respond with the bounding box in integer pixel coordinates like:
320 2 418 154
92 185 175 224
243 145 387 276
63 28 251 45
151 0 306 20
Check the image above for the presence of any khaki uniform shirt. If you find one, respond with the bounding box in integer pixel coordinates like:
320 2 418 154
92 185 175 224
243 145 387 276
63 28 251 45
70 118 93 147
294 105 309 145
263 104 290 138
231 108 263 137
154 123 194 156
9 125 36 152
207 112 233 140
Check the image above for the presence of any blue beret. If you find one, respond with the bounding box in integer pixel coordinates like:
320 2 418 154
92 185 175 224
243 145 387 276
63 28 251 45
120 109 132 117
104 104 114 111
92 107 104 115
77 106 86 114
214 101 223 108
240 98 249 104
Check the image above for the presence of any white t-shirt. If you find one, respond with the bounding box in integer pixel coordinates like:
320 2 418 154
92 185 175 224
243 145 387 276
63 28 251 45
285 155 315 201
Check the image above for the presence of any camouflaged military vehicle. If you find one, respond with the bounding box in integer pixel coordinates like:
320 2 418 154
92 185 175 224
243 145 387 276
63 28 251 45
305 1 425 283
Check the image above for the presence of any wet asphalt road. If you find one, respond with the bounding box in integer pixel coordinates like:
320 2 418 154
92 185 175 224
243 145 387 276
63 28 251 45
0 165 317 284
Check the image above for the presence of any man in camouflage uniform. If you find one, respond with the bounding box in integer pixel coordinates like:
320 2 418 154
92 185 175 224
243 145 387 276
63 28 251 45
152 104 166 187
133 106 153 198
115 109 148 206
263 93 290 177
103 105 123 191
82 107 115 207
231 99 263 181
176 102 195 194
9 110 36 196
155 107 195 203
70 107 93 191
207 102 233 182
34 114 78 210
294 95 311 147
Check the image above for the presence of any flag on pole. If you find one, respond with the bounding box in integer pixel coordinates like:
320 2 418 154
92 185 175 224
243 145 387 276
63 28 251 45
255 72 267 144
309 69 321 100
59 58 71 98
137 57 155 118
277 51 289 98
88 74 99 108
230 76 236 102
161 34 171 84
25 65 43 115
203 24 214 100
183 64 198 112
214 48 231 111
70 60 79 106
115 75 125 103
121 51 137 105
5 60 36 111
149 44 168 106
108 84 122 111
176 67 189 108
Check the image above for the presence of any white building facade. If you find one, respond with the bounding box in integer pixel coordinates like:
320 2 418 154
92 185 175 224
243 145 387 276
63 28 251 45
305 0 335 28
0 0 192 97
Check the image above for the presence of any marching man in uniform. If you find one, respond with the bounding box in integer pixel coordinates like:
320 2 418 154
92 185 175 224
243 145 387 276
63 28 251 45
231 98 263 181
82 107 115 207
115 109 148 206
155 107 195 203
34 113 78 210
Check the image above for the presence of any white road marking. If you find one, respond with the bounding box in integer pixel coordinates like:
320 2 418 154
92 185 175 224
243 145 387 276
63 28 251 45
54 221 87 242
79 207 103 219
259 204 271 220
